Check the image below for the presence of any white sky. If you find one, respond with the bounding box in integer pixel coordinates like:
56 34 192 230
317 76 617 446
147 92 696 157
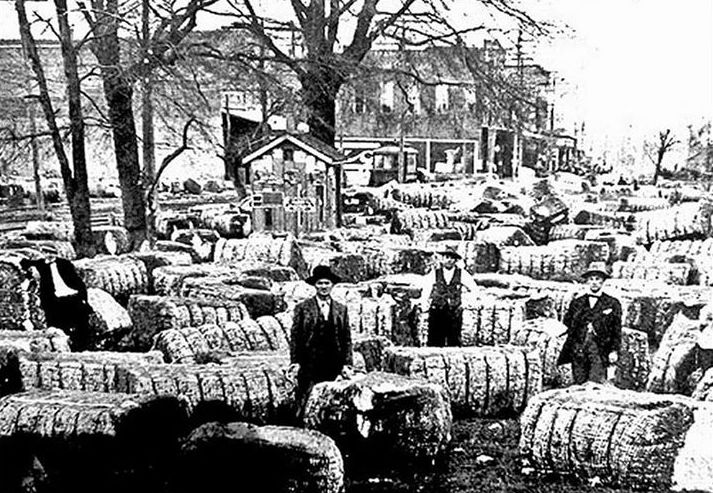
2 0 711 158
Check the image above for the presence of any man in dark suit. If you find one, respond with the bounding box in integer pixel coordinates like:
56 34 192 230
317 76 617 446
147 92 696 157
20 256 92 351
291 265 353 411
558 262 622 384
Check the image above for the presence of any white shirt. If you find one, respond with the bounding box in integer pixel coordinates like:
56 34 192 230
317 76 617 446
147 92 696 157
316 297 331 320
587 294 600 309
419 266 478 306
50 261 78 298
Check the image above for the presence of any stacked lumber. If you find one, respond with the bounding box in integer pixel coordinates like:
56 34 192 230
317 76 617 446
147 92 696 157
0 328 70 353
22 221 74 241
127 295 250 351
0 253 46 330
616 328 651 391
417 294 527 347
213 233 309 278
180 277 286 318
152 264 239 296
383 345 542 417
92 225 130 255
303 372 452 462
115 362 295 423
519 384 713 491
86 288 133 348
128 250 193 292
153 315 291 363
498 240 609 282
647 312 707 395
612 260 692 285
74 255 148 305
180 422 344 493
510 317 571 387
17 351 163 392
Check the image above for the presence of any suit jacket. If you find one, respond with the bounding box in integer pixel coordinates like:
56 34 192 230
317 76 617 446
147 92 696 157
557 292 622 366
290 296 352 373
25 258 88 304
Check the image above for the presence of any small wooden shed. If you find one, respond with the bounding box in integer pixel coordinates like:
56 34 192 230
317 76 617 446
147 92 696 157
239 133 343 235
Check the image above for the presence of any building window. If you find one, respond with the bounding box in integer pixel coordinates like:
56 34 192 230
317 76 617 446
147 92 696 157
435 85 449 112
264 208 273 228
354 90 366 114
464 87 477 112
380 81 394 113
407 85 421 115
283 148 294 161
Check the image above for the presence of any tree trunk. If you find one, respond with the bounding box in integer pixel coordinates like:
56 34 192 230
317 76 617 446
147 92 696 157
299 68 341 146
653 150 665 185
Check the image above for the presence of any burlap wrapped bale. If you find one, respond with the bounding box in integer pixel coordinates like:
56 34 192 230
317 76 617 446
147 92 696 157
116 363 295 424
519 384 704 490
346 295 397 339
498 240 609 282
213 234 308 278
0 238 76 259
647 312 707 395
0 390 190 492
303 372 451 462
0 253 46 330
612 260 692 285
353 335 393 372
416 294 527 347
17 350 163 392
179 422 343 493
383 345 541 417
616 328 652 391
127 295 250 351
0 328 70 353
180 277 286 318
128 250 193 293
510 317 571 388
87 288 132 350
22 221 74 241
390 209 452 234
74 255 148 305
92 225 130 255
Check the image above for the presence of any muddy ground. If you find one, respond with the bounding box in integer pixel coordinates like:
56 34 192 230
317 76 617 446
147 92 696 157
345 418 674 493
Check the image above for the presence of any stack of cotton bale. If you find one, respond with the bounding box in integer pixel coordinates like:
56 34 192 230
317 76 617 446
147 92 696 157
179 422 344 493
213 233 309 278
498 240 609 282
74 255 148 305
0 252 46 330
303 372 452 463
383 345 541 417
520 384 713 492
127 295 251 351
0 328 70 353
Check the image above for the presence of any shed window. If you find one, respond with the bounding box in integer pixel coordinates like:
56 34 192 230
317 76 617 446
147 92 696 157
283 148 294 161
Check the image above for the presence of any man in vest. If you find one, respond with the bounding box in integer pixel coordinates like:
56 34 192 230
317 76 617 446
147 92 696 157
420 246 479 347
557 261 622 384
291 265 353 415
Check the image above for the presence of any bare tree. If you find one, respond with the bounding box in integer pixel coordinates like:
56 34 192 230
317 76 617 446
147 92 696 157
214 0 547 146
15 0 96 257
645 128 680 185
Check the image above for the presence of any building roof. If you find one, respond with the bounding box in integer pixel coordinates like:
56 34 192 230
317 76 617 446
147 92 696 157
239 132 345 165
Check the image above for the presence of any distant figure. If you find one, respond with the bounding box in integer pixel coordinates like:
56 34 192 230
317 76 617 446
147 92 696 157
20 257 92 351
419 246 479 347
557 262 622 384
291 265 353 414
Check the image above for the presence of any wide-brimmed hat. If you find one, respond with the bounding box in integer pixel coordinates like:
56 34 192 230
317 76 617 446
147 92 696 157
582 261 610 279
305 265 342 285
438 245 462 260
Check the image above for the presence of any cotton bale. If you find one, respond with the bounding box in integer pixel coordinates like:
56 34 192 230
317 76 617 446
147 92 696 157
74 255 148 306
510 317 571 388
86 288 133 350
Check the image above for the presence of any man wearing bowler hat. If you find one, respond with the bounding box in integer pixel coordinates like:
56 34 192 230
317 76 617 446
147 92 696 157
291 265 353 411
558 261 622 384
420 245 479 347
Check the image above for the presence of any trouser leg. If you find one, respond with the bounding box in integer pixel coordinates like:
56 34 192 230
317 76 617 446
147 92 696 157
446 308 463 347
427 308 447 347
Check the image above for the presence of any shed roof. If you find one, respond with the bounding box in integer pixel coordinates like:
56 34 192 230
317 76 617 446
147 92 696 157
240 132 345 165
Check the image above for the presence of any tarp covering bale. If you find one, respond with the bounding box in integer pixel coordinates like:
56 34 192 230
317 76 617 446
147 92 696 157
74 255 148 305
127 295 250 351
17 350 163 392
510 317 571 388
0 328 70 353
115 363 295 424
303 372 451 462
0 390 190 493
179 422 344 493
612 260 692 285
0 253 46 330
382 345 542 417
519 384 708 491
498 240 609 282
87 288 133 350
128 250 193 293
213 234 308 278
180 277 286 318
647 312 707 395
